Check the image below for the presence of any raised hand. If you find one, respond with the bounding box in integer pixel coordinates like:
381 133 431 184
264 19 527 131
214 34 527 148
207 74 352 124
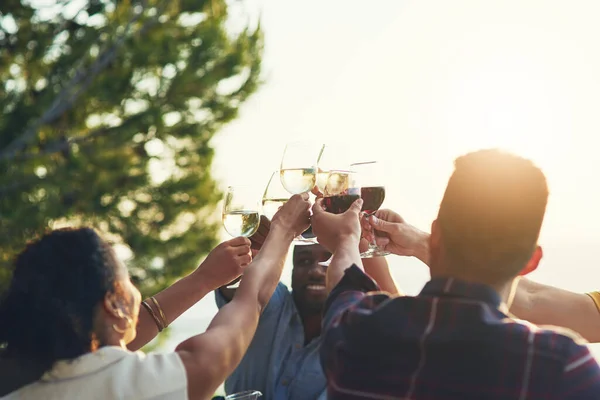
271 193 311 236
311 197 363 253
194 237 252 290
362 208 430 264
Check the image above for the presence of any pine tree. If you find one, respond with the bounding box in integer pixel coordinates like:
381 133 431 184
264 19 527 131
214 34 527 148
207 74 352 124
0 0 262 296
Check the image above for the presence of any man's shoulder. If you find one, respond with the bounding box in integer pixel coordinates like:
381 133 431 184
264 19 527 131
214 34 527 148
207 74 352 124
508 318 591 359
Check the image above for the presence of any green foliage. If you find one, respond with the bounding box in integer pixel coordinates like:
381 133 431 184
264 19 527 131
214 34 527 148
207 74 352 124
0 0 262 296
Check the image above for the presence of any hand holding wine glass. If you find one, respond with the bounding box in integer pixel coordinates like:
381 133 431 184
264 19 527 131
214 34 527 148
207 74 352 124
279 142 323 243
196 237 252 290
270 192 312 238
351 161 390 258
311 197 363 254
222 185 261 288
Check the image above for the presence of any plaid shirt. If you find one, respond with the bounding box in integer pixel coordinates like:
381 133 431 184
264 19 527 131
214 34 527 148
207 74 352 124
321 265 600 399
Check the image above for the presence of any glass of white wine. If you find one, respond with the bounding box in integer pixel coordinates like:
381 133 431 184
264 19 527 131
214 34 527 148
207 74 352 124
263 170 317 244
280 142 322 195
222 186 260 288
262 171 290 221
316 144 352 197
279 142 323 244
225 390 262 400
223 186 261 238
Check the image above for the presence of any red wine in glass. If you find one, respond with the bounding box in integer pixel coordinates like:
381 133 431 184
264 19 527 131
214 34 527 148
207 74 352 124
322 194 361 214
360 186 385 213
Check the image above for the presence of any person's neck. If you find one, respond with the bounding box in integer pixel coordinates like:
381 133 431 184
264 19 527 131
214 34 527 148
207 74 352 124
430 269 514 311
296 307 322 345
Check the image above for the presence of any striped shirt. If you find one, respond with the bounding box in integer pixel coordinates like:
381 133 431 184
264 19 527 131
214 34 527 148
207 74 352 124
320 265 600 399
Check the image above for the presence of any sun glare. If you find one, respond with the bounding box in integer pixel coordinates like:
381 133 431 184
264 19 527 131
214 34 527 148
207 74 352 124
441 52 566 172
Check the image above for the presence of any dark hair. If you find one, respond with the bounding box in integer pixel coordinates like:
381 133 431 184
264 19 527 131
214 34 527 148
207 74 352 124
0 228 119 372
437 149 548 283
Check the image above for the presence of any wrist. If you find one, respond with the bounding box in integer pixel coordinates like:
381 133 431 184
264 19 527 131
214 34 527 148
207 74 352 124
411 228 430 266
189 268 216 294
336 234 361 253
269 220 297 242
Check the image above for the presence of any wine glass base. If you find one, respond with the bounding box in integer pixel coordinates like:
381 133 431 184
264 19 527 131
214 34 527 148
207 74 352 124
360 248 391 258
293 236 319 245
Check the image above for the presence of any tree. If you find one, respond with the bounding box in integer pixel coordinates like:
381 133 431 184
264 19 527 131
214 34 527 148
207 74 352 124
0 0 262 296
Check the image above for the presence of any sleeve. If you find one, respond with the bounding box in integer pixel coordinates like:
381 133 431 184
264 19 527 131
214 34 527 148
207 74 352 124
585 291 600 314
559 340 600 398
215 282 289 317
320 265 390 380
322 265 380 331
124 351 188 399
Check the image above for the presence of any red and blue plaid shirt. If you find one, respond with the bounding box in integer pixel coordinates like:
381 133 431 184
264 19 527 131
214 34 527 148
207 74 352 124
321 265 600 399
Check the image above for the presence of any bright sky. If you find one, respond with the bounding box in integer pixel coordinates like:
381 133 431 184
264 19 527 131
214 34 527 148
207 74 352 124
164 0 600 355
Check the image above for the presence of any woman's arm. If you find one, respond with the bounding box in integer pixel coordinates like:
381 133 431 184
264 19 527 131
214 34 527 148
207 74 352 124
510 277 600 342
174 194 310 400
127 237 252 351
360 239 400 295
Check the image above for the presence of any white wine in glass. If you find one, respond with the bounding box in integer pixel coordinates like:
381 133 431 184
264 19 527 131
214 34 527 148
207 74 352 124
223 211 260 237
262 170 317 244
316 144 353 197
279 142 322 195
222 186 260 238
262 171 289 220
222 186 260 288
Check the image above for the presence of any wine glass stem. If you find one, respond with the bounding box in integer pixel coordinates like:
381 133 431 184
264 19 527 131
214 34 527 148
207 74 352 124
364 212 378 247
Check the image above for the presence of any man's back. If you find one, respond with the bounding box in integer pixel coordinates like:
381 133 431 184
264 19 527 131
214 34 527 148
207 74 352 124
321 267 600 399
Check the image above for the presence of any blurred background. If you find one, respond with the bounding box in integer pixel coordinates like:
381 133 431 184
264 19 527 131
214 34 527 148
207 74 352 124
2 0 600 383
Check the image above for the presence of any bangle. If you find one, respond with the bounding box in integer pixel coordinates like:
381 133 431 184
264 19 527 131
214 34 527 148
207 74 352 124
150 296 168 329
141 300 164 332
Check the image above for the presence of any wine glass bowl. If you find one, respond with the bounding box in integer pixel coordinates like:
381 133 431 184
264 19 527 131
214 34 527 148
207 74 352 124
279 142 321 195
222 186 260 238
262 171 290 220
350 161 389 258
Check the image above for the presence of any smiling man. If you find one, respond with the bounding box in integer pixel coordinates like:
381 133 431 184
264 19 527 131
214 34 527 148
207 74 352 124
215 218 398 400
216 243 332 400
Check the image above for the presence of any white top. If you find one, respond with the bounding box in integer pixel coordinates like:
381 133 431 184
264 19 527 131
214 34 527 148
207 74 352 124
2 346 188 400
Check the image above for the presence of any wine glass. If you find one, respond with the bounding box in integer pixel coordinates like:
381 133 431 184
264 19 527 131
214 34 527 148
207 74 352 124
225 390 262 400
316 144 353 197
317 169 360 267
280 142 321 195
351 161 390 258
262 170 317 244
262 171 290 220
223 186 261 238
222 186 260 287
279 142 323 244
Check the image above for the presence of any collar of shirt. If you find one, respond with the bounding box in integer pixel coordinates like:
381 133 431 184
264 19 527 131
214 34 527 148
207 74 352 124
419 277 503 309
41 346 129 382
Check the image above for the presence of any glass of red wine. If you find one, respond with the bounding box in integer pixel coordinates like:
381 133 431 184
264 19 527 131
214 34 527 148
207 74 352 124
317 169 360 266
351 161 390 258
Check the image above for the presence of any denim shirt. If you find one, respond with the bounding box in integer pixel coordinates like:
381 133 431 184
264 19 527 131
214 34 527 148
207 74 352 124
215 283 327 400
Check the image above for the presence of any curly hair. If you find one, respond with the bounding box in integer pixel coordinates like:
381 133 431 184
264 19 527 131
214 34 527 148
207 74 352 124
0 228 119 372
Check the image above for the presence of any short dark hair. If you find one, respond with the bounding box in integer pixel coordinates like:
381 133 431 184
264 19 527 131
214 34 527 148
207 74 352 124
437 149 548 283
0 228 119 372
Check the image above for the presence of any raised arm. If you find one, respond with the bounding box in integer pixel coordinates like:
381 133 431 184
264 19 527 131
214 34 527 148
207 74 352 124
360 244 400 295
127 237 252 351
174 194 311 400
510 278 600 342
311 198 364 292
217 215 271 303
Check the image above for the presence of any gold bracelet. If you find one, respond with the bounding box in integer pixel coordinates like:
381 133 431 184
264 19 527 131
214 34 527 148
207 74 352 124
141 300 164 332
150 296 168 329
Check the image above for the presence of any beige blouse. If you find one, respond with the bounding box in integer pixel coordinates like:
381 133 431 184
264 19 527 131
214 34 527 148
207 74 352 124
2 346 187 400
